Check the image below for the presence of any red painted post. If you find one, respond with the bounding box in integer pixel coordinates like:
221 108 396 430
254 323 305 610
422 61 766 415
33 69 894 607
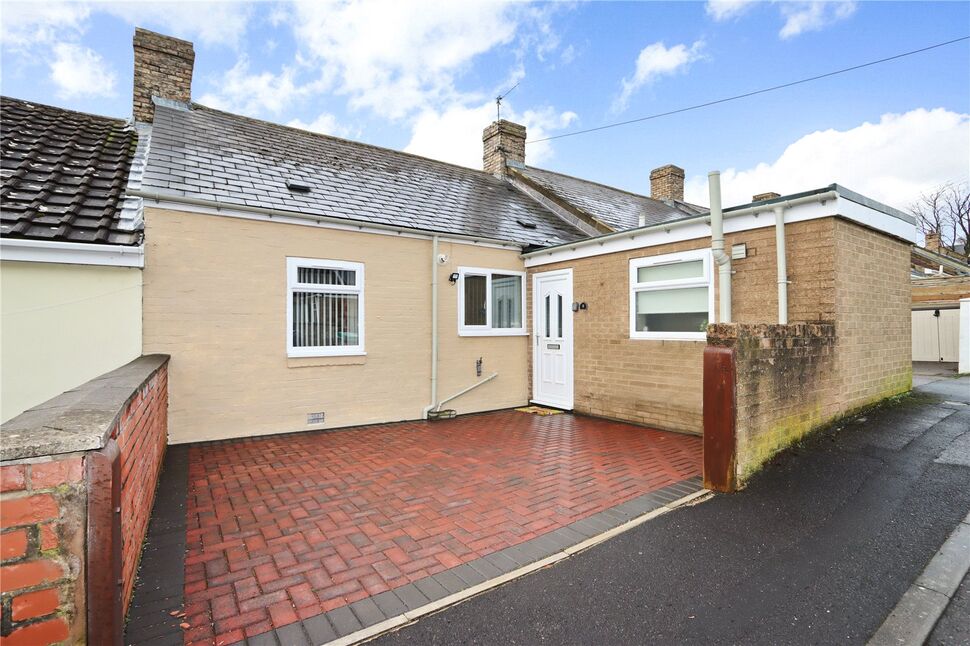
703 346 737 492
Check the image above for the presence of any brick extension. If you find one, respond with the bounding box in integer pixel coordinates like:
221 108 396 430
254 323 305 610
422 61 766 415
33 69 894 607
132 411 701 645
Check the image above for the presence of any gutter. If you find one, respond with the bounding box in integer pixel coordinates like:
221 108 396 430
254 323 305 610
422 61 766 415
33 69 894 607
522 189 840 260
0 238 145 268
129 189 525 250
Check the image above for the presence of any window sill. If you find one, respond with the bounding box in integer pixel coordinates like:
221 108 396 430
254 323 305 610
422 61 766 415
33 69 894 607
458 330 529 337
287 353 367 368
630 334 706 342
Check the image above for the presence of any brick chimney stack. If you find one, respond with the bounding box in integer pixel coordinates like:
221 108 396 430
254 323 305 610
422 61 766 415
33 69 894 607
924 230 942 253
650 164 684 202
483 120 526 176
132 28 195 123
753 192 781 202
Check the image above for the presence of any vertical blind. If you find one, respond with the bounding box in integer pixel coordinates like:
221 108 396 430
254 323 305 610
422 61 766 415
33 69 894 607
292 292 360 347
292 264 360 348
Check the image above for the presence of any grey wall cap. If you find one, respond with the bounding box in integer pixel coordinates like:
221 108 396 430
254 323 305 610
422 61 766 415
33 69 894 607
1 354 169 462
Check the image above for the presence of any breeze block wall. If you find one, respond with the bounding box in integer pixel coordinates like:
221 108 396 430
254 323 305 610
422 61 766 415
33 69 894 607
0 355 169 645
705 323 837 488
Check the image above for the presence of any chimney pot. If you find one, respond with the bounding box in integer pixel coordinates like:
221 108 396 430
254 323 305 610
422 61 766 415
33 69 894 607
650 164 684 202
132 27 195 123
483 120 526 176
753 192 781 202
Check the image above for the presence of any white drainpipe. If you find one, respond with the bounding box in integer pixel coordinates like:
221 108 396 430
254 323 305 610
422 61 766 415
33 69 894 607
708 171 732 323
423 235 440 419
774 206 789 324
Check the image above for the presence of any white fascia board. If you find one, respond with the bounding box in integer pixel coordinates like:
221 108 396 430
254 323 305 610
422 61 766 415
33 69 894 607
0 239 145 268
142 198 523 252
524 196 916 267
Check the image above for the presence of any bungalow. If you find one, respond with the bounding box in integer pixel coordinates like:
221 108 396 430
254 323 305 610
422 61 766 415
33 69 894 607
113 29 914 449
1 27 917 462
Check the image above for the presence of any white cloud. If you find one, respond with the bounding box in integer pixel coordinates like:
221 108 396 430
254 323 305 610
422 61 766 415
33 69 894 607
281 0 549 120
0 2 90 49
779 1 857 39
1 1 252 50
49 43 117 99
286 113 355 139
684 108 970 211
706 1 857 38
613 41 705 112
706 0 757 21
197 58 323 115
404 101 577 169
97 1 253 47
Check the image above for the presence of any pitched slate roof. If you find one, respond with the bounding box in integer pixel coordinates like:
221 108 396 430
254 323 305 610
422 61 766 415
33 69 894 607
1 97 142 245
516 166 705 231
142 103 587 247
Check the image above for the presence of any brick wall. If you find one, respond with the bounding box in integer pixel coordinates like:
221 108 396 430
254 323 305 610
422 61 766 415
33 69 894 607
0 456 85 645
0 356 169 645
833 219 912 411
116 364 169 613
708 323 837 481
132 28 194 122
482 120 526 175
527 219 837 434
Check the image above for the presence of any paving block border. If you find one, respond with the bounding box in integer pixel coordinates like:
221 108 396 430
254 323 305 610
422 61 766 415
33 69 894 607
223 476 707 646
868 509 970 646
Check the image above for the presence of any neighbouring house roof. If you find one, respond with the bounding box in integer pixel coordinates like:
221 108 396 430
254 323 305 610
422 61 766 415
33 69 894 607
141 103 588 247
0 97 142 246
911 245 970 277
514 166 705 231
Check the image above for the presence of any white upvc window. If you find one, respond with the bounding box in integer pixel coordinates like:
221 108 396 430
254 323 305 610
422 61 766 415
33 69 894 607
629 249 714 341
286 257 365 357
457 266 527 336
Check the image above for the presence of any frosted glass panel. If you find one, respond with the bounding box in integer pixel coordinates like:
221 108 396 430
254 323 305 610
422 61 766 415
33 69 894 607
491 274 522 328
637 260 703 283
635 287 708 332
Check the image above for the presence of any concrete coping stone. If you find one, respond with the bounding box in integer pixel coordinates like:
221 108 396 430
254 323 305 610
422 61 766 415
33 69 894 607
1 354 170 461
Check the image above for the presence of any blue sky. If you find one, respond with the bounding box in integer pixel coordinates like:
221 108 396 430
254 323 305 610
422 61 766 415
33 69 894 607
2 1 968 210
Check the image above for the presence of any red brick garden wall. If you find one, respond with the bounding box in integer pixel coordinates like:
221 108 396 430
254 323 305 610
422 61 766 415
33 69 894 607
0 355 169 645
116 363 169 613
0 456 86 645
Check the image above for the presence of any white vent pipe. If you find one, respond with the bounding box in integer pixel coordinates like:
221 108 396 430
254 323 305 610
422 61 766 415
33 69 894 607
774 206 789 324
708 171 731 323
423 235 440 419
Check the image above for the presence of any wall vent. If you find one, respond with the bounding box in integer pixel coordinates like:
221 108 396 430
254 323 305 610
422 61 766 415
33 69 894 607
307 412 325 425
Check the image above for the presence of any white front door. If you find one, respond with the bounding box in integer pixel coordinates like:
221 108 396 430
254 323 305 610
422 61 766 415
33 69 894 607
532 269 573 409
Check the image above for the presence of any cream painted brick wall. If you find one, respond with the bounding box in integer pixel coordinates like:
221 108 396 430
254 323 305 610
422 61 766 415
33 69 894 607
143 207 529 443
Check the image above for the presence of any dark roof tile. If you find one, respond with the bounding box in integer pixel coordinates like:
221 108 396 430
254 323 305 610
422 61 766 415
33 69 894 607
516 166 704 231
0 96 142 246
141 104 586 247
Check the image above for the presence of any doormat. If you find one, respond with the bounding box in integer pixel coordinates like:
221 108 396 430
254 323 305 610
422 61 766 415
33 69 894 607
515 405 564 416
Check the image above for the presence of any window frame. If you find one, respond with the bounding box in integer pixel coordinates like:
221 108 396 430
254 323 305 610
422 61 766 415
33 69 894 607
286 256 366 357
457 266 527 337
629 249 714 341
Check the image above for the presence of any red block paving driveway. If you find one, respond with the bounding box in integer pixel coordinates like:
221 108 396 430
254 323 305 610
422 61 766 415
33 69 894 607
180 411 701 644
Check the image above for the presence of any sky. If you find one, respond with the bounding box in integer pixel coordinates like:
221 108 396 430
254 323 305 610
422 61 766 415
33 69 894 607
1 0 968 212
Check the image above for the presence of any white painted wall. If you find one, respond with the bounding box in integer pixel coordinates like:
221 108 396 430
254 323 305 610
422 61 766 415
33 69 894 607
1 261 142 422
960 299 970 374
